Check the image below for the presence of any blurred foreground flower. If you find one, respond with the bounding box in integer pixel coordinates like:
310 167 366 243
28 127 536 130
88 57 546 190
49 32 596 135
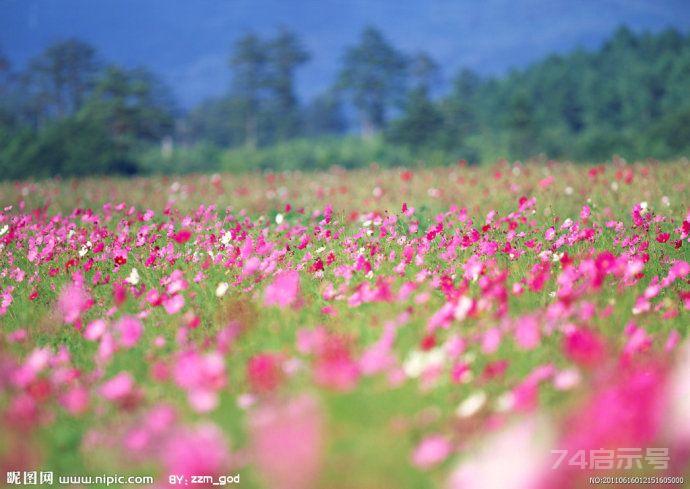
249 394 323 489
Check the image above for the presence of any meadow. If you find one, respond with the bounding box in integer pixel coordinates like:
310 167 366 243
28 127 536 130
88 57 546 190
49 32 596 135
1 159 689 488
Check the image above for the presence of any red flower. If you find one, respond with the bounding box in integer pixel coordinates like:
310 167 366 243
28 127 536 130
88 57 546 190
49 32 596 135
420 334 436 351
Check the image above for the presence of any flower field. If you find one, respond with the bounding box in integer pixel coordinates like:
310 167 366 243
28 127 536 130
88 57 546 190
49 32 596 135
1 160 689 488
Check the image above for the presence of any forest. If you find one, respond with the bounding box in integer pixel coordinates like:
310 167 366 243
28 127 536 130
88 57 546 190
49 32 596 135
1 25 689 179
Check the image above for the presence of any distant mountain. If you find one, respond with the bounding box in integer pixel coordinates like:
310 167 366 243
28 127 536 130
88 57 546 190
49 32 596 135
2 0 689 108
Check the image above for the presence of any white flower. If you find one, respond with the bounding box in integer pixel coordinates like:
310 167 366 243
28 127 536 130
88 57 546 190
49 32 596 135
78 245 89 257
0 225 8 236
640 201 649 215
611 181 619 191
494 392 515 413
454 296 473 321
221 231 232 245
662 196 671 207
215 282 229 298
564 186 573 195
275 213 284 225
125 268 140 285
403 348 446 378
456 391 487 418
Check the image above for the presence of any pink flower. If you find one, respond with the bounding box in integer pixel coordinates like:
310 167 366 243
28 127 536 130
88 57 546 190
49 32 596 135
58 282 91 325
162 424 231 478
264 270 300 308
313 336 359 391
163 294 185 315
558 362 667 453
84 319 107 341
623 325 652 358
116 316 142 348
481 328 501 354
60 386 89 415
173 350 226 412
249 395 323 489
99 372 135 402
411 434 452 469
447 419 552 489
515 315 540 350
580 205 591 220
242 256 261 277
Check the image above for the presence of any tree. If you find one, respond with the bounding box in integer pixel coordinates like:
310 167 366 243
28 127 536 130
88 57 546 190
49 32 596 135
409 52 441 93
438 68 481 149
266 28 310 140
186 96 247 147
0 118 135 179
304 90 347 137
338 27 407 137
26 38 99 118
229 33 269 149
506 90 539 159
79 65 174 147
387 88 443 148
0 47 14 128
387 52 442 148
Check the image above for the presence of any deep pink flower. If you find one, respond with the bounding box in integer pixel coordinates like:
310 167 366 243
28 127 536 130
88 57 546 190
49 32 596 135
563 328 606 367
247 353 283 393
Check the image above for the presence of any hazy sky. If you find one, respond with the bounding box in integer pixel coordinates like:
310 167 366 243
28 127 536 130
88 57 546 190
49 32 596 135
2 0 689 108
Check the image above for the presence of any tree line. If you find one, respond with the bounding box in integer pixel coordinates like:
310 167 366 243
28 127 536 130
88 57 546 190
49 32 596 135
1 25 690 179
0 39 174 178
